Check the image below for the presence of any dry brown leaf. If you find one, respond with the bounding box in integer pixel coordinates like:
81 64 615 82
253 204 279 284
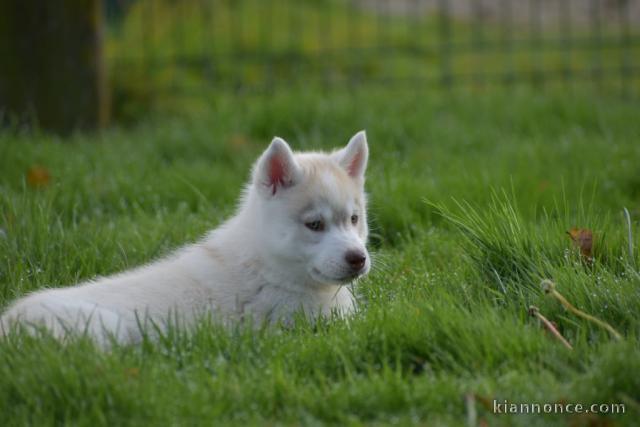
228 134 249 149
124 367 140 378
567 227 593 259
26 165 51 188
536 180 550 193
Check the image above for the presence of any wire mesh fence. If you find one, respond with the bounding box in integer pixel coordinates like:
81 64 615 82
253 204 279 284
105 0 640 99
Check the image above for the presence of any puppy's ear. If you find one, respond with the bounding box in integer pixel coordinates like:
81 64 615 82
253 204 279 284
254 137 301 195
335 130 369 181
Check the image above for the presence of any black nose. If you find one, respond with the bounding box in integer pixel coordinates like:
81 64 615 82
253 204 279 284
345 250 366 271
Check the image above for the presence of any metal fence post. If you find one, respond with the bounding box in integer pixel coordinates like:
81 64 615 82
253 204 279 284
438 0 453 89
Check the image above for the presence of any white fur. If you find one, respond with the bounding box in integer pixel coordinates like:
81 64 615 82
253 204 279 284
1 131 371 346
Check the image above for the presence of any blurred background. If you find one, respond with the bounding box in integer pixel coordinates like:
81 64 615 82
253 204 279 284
1 0 639 132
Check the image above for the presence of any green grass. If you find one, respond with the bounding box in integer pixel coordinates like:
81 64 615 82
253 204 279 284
1 87 640 425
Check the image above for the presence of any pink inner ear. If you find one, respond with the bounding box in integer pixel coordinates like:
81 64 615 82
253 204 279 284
268 155 287 195
347 150 363 177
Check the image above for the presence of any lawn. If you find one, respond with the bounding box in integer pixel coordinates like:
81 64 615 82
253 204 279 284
1 86 639 425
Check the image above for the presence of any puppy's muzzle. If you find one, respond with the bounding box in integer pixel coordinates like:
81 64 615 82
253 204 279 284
345 250 367 273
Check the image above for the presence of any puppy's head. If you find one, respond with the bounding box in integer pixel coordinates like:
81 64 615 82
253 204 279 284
252 131 370 285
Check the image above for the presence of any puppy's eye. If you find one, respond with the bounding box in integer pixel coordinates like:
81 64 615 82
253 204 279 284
305 220 325 232
351 214 358 225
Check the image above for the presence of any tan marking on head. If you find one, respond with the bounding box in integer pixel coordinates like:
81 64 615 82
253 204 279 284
294 154 361 204
280 153 367 242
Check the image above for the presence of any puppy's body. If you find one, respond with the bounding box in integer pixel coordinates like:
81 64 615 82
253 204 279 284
1 132 370 345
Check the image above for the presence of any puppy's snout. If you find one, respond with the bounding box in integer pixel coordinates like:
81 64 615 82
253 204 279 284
345 250 366 271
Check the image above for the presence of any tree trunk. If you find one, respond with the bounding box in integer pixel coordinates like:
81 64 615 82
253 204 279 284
0 0 109 133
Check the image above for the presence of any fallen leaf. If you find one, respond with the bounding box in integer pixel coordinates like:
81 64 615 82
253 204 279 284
537 180 550 193
567 227 593 259
228 134 249 149
26 165 51 188
124 367 140 378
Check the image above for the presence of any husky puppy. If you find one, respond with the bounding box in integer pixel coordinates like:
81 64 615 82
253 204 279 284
1 131 371 345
